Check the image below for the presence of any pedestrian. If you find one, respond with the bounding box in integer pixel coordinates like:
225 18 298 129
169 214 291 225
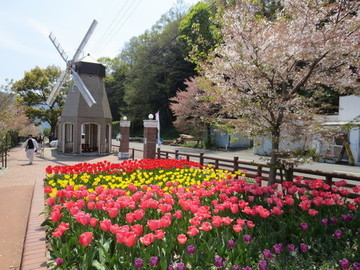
21 134 39 165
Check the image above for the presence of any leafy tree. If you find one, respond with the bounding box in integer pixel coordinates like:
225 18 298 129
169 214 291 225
179 1 221 65
11 66 67 135
99 57 129 121
170 77 219 147
198 0 360 184
119 6 196 131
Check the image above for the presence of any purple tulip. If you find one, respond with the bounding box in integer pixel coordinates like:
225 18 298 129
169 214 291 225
54 258 63 266
330 217 338 224
243 234 252 243
242 267 252 270
273 243 283 254
321 218 328 226
214 256 224 268
300 222 309 230
287 244 296 252
187 245 196 255
258 261 267 270
177 263 185 270
300 243 309 252
334 230 342 239
228 239 236 249
338 258 350 270
168 265 174 270
353 262 360 270
134 258 143 270
233 264 240 270
262 249 272 260
150 256 159 267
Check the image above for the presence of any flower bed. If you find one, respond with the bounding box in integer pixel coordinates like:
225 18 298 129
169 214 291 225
43 159 360 269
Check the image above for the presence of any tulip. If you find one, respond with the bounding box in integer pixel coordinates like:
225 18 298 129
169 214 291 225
150 256 159 267
214 256 224 268
300 222 309 230
79 232 93 246
262 249 272 260
334 230 342 239
177 234 187 244
243 234 251 243
54 258 63 266
353 262 360 270
177 263 185 270
300 243 309 252
258 261 267 270
338 258 350 270
228 239 235 249
134 258 143 270
187 245 196 255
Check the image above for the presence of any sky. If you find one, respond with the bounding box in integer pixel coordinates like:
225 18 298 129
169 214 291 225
0 0 200 86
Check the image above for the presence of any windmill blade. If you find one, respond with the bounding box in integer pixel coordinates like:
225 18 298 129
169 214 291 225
46 70 68 106
71 70 96 107
72 19 98 62
49 33 69 63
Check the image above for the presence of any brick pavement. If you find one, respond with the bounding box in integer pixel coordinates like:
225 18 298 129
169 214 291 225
0 146 124 270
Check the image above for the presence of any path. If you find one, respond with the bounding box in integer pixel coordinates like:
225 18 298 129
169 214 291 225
0 146 122 270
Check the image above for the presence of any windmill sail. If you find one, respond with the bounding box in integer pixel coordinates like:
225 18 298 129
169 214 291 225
47 70 68 106
71 70 96 107
46 19 98 107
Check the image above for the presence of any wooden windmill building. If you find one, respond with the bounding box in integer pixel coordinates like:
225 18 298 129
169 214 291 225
47 20 112 155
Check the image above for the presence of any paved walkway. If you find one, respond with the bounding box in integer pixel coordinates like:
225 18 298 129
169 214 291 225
0 146 123 270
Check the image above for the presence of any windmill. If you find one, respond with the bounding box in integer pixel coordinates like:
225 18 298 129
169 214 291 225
47 19 112 155
47 19 98 107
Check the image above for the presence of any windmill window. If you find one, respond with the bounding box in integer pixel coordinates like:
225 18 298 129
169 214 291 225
72 85 78 92
89 75 92 78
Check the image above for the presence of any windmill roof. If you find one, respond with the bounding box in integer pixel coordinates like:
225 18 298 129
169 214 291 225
79 54 100 64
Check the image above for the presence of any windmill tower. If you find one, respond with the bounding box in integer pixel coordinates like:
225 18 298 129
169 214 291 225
47 20 112 155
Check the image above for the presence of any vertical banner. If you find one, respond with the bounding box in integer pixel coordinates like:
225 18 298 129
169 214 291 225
155 111 161 147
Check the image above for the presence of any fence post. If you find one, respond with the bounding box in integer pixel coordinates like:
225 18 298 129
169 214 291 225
215 159 219 169
175 150 179 159
325 175 333 186
233 157 239 172
131 148 135 160
157 148 161 159
199 153 204 166
257 165 262 177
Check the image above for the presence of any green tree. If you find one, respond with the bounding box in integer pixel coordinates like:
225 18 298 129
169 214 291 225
99 57 129 121
179 1 221 65
11 66 67 135
119 6 196 131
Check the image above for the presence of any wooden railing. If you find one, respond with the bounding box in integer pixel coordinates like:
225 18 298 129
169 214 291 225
124 147 360 198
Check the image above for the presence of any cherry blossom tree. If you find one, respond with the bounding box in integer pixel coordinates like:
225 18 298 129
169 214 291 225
170 78 219 147
199 0 360 184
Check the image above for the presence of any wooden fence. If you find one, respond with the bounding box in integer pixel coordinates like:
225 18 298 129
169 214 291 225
127 147 360 197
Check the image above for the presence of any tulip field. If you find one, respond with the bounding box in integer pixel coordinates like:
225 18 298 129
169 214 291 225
42 159 360 269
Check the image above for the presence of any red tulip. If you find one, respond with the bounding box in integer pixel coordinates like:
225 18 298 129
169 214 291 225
79 232 93 246
177 234 188 244
100 219 112 232
140 233 156 246
50 211 62 222
199 222 212 231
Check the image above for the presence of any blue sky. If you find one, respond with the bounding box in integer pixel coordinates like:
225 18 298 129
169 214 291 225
0 0 199 86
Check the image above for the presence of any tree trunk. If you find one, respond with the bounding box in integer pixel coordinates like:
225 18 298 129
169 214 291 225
268 128 280 186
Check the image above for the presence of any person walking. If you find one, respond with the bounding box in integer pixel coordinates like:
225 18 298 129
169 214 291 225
21 134 39 165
